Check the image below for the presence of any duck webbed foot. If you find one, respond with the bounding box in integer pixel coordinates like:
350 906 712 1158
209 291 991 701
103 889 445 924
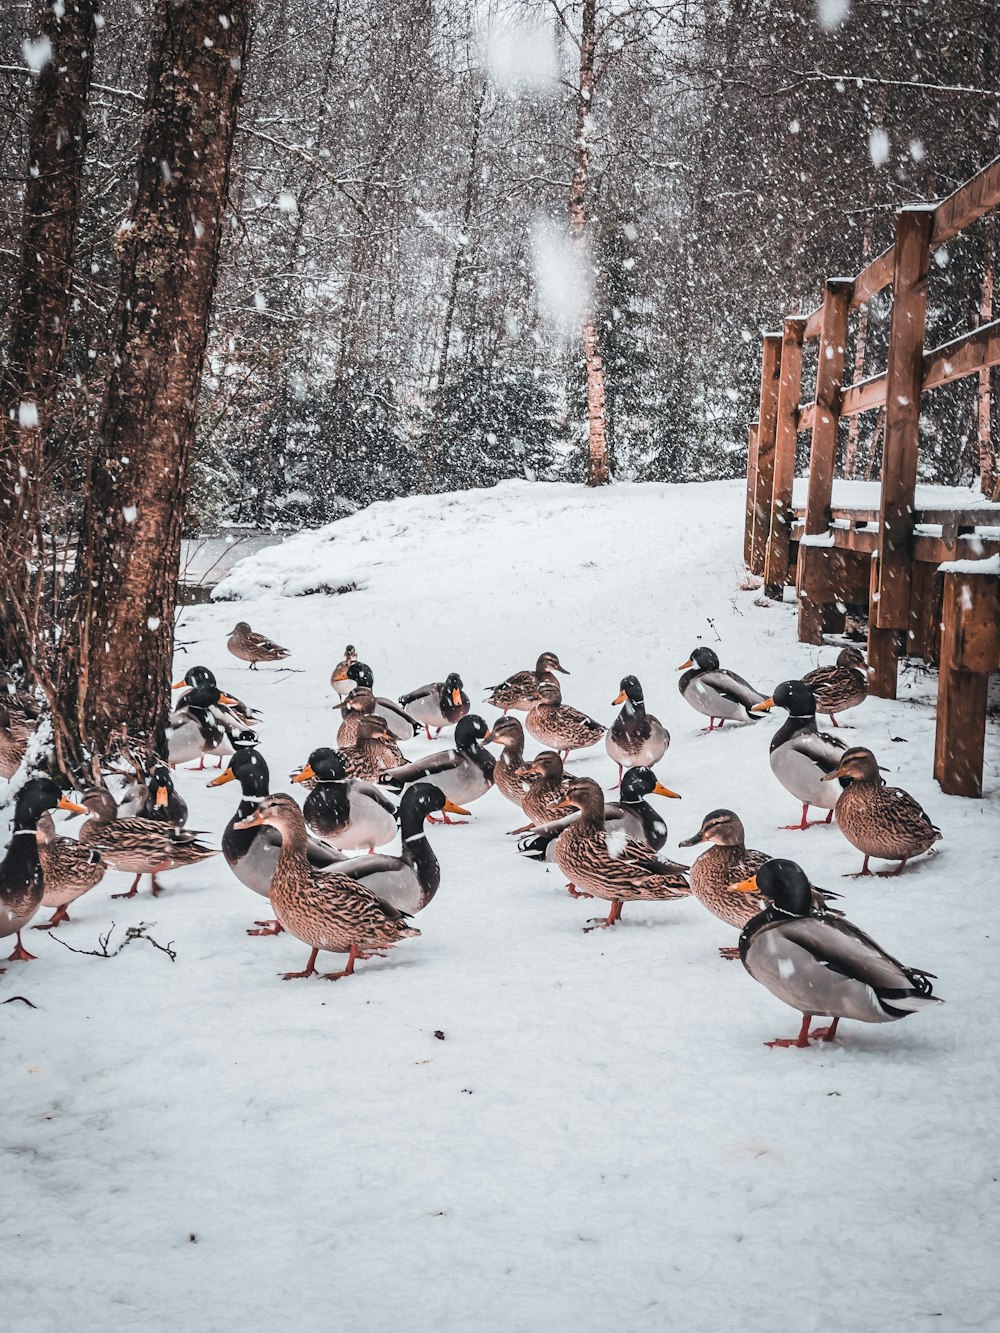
583 901 623 932
718 945 740 960
248 919 283 936
809 1019 840 1042
765 1015 813 1049
876 858 909 878
7 932 38 962
111 874 142 899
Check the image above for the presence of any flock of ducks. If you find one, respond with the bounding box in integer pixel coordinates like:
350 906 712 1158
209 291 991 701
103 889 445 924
0 630 945 1048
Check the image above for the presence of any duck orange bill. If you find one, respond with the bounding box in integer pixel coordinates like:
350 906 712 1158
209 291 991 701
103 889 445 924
451 688 463 706
730 874 760 894
172 680 187 689
752 697 775 712
481 730 494 743
652 782 681 799
207 769 235 787
442 798 471 816
613 690 628 704
677 659 693 670
57 796 88 814
820 766 847 782
233 809 266 830
155 786 170 808
553 798 577 811
291 763 315 784
218 693 240 706
332 670 348 682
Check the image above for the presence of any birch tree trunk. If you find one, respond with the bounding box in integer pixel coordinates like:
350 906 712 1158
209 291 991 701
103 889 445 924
0 0 99 674
75 0 249 762
569 0 609 487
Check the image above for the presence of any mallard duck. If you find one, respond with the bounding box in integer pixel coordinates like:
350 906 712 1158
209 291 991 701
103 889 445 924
139 764 188 828
379 715 495 815
485 652 569 714
340 715 406 781
489 716 530 807
752 680 845 829
337 673 418 743
330 644 358 697
167 684 255 769
606 675 670 787
227 621 290 669
731 858 942 1047
802 647 868 726
76 788 218 897
513 750 571 828
172 665 260 727
679 809 773 956
398 672 470 738
208 747 345 934
552 776 689 930
677 647 766 730
1 779 87 958
0 677 38 780
35 811 106 928
336 783 468 914
292 747 398 851
516 766 679 860
233 794 420 980
524 680 605 758
822 747 942 876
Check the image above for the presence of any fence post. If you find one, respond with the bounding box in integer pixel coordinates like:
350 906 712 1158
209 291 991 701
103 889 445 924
764 315 807 599
797 279 852 643
934 570 1000 796
744 423 759 567
750 333 782 575
869 206 934 697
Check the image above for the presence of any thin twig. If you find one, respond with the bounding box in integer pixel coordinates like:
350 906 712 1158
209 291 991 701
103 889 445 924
49 921 177 962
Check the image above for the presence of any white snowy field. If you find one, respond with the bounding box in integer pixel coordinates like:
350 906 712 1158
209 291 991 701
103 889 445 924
3 478 999 1333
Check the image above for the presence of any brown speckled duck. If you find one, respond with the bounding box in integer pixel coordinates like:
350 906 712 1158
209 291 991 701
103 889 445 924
35 811 106 928
76 788 218 897
802 647 868 726
0 676 38 780
486 652 569 713
606 675 670 787
234 793 420 980
552 776 690 931
337 677 418 745
525 680 605 759
823 747 942 876
339 715 406 781
513 750 571 828
227 621 290 669
679 809 773 957
489 716 530 807
330 644 359 696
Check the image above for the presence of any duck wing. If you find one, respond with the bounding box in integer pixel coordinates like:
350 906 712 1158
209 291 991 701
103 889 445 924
699 669 766 714
373 696 420 738
378 749 458 790
398 682 436 707
786 729 846 773
349 779 400 816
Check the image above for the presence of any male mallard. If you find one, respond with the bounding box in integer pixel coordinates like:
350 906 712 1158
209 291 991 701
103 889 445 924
227 621 290 669
208 746 345 934
679 809 773 956
140 765 188 828
752 679 845 828
379 715 495 814
233 794 420 980
340 715 406 781
552 776 689 930
485 652 569 714
489 716 530 807
172 665 260 727
606 675 670 787
292 747 398 852
35 811 106 928
731 858 942 1047
167 683 254 769
398 672 470 738
336 783 468 914
822 747 942 876
76 788 218 898
1 779 87 958
337 669 418 741
330 644 358 696
677 647 766 730
517 766 680 861
524 680 605 758
802 647 868 726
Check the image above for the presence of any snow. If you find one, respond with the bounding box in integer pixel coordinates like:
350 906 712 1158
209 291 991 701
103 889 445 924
792 475 1000 514
3 479 999 1332
938 554 1000 575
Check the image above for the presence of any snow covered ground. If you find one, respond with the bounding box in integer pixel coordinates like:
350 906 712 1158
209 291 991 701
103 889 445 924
3 479 998 1332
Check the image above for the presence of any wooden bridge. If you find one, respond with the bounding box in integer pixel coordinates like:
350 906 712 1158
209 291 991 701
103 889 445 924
745 155 1000 797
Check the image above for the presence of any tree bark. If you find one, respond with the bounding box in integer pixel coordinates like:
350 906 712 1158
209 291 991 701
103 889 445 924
76 0 249 762
977 218 997 499
0 0 100 673
569 0 609 487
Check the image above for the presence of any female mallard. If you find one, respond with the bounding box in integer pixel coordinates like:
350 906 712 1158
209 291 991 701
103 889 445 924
524 680 605 758
489 716 530 807
208 746 345 934
379 715 495 815
227 621 290 670
517 766 679 860
752 679 845 829
76 788 218 898
330 644 358 697
552 776 689 930
35 811 106 928
337 668 418 741
822 747 942 876
485 652 569 714
233 794 420 980
679 809 773 956
336 783 468 914
1 779 87 958
172 665 260 727
514 750 571 828
677 647 766 730
0 678 38 780
292 747 398 852
139 765 188 828
398 672 470 738
802 647 868 726
167 683 254 769
606 675 670 787
731 858 942 1047
340 715 407 781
